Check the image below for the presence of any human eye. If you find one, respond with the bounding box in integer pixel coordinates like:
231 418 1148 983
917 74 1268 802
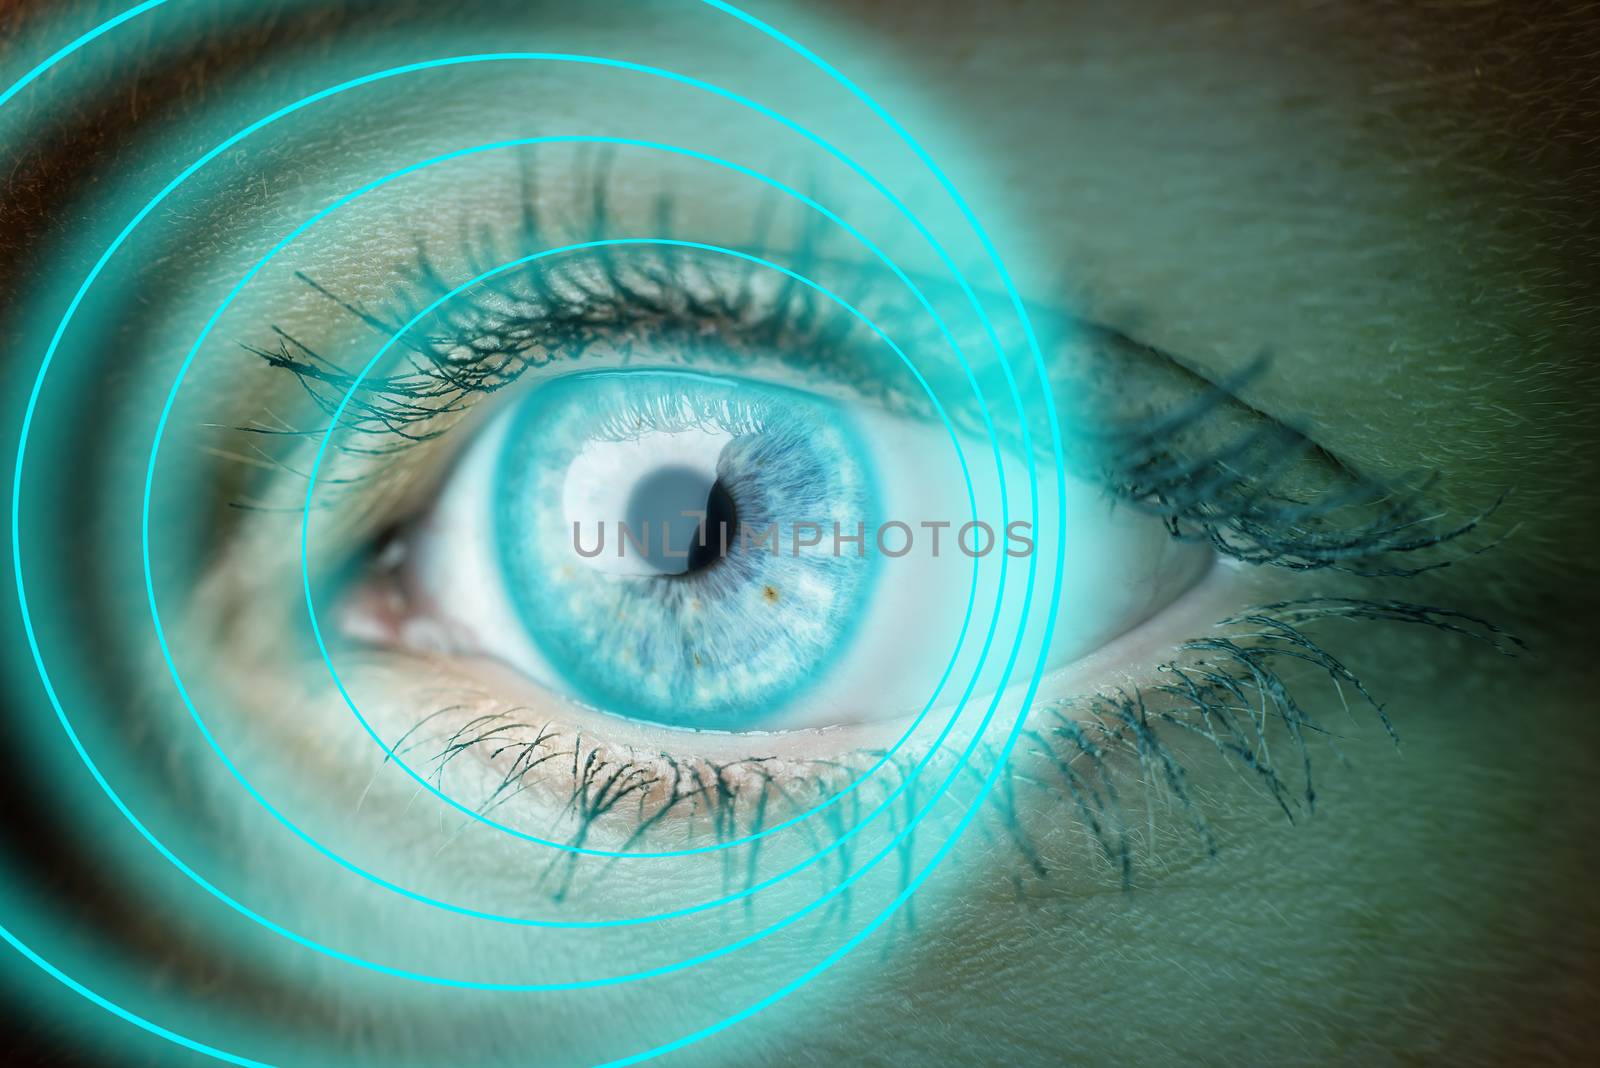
203 174 1229 852
124 147 1508 1043
1 2 1549 1066
340 288 1212 737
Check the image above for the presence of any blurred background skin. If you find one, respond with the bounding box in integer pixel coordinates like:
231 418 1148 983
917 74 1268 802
0 0 1596 1065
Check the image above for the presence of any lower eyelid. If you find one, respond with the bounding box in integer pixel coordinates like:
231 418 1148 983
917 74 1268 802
182 529 1509 913
299 552 1256 846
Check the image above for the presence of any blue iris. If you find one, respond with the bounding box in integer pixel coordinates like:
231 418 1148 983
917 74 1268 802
493 370 878 729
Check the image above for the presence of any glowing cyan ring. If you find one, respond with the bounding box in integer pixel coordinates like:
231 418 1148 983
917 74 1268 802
0 0 1068 1063
31 58 1034 985
157 177 994 927
142 133 1011 935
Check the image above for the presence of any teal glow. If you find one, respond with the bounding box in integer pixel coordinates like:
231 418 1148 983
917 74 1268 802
27 62 1023 982
100 134 1003 923
0 0 1069 1064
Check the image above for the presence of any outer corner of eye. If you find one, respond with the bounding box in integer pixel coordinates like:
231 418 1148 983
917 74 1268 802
333 365 1221 737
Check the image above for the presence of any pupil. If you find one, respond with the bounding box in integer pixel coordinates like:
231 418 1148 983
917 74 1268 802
687 478 737 573
619 465 738 575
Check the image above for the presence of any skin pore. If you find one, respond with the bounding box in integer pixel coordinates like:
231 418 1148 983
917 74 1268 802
0 1 1595 1065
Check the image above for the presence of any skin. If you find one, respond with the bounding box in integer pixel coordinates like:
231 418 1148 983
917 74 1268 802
0 0 1595 1065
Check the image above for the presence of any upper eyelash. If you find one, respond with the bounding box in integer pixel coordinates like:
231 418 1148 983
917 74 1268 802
249 254 857 443
230 138 1507 579
1079 351 1508 578
237 149 884 451
242 235 1500 578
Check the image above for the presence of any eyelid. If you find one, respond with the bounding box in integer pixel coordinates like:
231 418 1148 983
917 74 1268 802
232 247 1471 595
187 466 1515 887
307 556 1252 857
177 271 1507 890
199 172 1485 756
222 242 968 570
208 150 1305 529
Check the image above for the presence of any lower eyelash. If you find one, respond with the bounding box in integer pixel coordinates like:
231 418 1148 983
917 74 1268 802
398 595 1520 904
1018 596 1522 889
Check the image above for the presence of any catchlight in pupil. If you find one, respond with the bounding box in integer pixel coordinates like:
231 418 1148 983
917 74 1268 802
560 410 735 580
618 465 724 575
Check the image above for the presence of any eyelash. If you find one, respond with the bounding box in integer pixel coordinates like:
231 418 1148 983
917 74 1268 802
1096 374 1506 579
364 595 1518 904
246 219 1495 578
227 171 1515 891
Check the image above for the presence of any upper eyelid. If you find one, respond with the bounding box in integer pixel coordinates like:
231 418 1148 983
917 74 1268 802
230 235 1013 487
241 244 1487 578
213 144 1488 583
1 38 1419 558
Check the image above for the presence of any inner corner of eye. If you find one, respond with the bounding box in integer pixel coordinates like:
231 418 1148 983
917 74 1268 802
334 365 1215 737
